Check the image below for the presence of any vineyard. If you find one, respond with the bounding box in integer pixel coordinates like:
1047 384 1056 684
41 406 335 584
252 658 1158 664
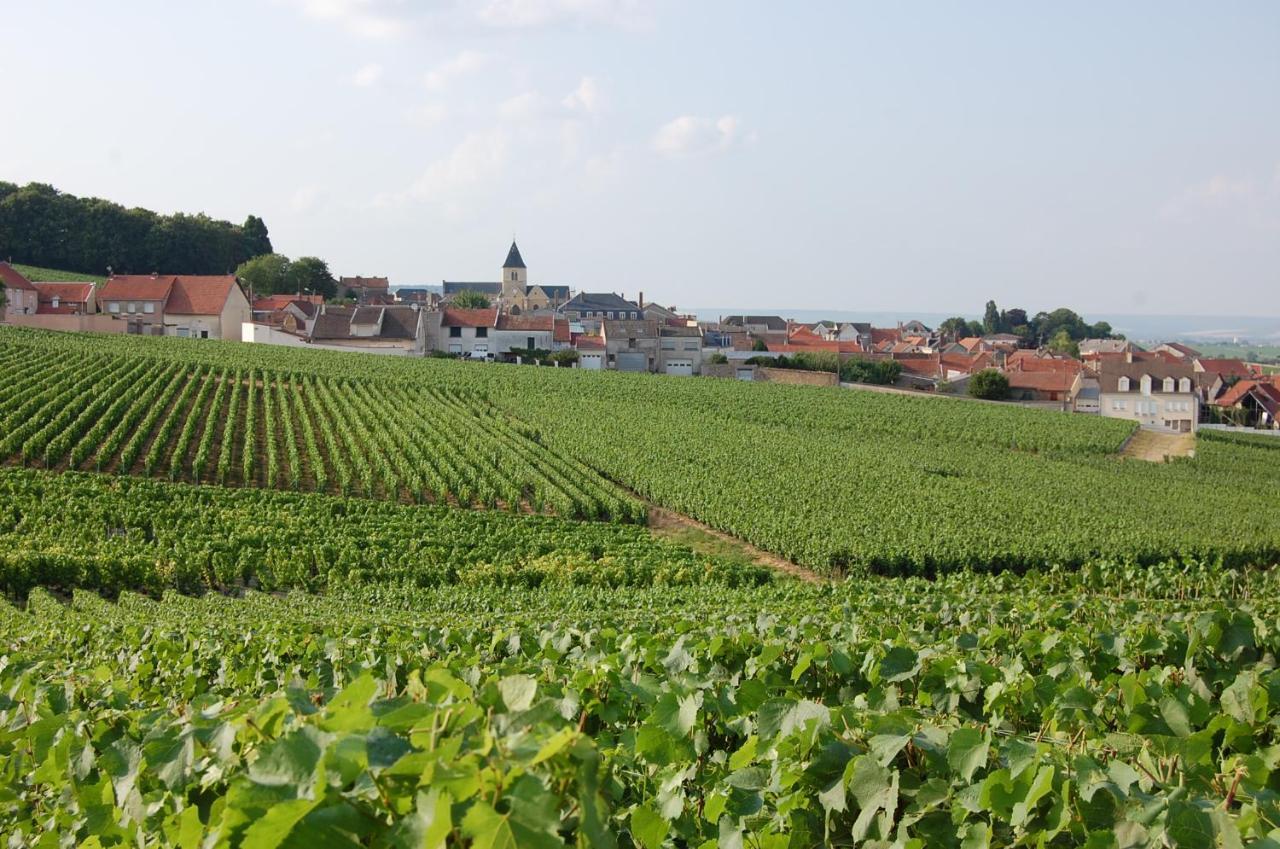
1 326 1278 574
2 566 1278 846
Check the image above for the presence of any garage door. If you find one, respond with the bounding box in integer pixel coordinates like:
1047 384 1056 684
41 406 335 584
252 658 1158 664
616 351 648 373
664 359 694 376
579 353 603 370
735 368 755 381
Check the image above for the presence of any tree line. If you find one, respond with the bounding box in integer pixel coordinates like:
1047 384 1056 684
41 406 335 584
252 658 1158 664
0 181 273 276
938 300 1121 356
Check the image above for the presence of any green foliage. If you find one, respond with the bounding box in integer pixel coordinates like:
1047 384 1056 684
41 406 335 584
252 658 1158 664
840 357 902 385
0 564 1277 845
452 290 492 309
751 338 768 352
287 256 338 299
1048 328 1080 358
11 263 106 284
968 368 1011 400
0 181 271 276
708 352 728 365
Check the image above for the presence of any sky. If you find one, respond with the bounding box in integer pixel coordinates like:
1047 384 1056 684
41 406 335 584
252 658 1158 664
2 1 1278 317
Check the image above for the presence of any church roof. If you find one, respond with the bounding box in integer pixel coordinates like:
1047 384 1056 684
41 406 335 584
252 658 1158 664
503 241 526 269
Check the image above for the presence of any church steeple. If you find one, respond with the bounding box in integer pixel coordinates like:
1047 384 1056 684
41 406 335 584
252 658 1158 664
503 241 526 270
501 240 528 308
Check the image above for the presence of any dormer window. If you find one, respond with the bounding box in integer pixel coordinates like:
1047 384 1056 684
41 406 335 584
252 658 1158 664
51 297 60 309
1140 375 1152 395
1118 376 1130 392
1179 378 1191 393
1163 377 1174 392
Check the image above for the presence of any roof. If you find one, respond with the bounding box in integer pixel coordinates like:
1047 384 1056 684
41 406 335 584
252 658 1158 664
1006 370 1077 393
527 284 570 299
721 315 788 331
602 319 659 339
33 281 95 303
1195 358 1254 380
309 305 419 340
870 328 899 345
100 275 174 302
352 306 384 324
0 262 36 291
166 276 240 315
563 292 640 312
443 281 502 296
1079 338 1134 355
292 301 320 318
660 325 703 338
1007 355 1082 374
574 335 605 349
1160 342 1201 357
1096 359 1198 393
378 307 420 339
339 276 389 290
441 307 497 328
310 313 353 339
939 352 995 374
503 241 526 269
1214 380 1280 413
553 319 570 343
253 294 323 310
496 314 553 331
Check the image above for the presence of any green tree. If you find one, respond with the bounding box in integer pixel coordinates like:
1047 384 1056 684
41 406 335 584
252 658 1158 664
453 290 491 309
708 352 729 364
235 253 292 297
939 317 972 341
241 215 273 259
1047 328 1079 358
840 358 902 385
982 300 1001 335
751 338 769 352
968 369 1010 400
287 256 337 299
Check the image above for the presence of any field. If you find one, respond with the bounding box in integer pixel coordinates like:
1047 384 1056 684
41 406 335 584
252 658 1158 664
10 263 106 284
1 326 1279 846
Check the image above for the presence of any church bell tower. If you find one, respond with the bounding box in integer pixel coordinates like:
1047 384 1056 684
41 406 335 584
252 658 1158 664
501 241 527 309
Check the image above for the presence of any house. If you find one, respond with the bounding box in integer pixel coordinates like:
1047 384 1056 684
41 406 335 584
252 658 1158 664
252 294 323 326
99 274 250 339
1155 342 1201 359
1079 338 1136 356
442 242 570 314
281 300 321 334
1192 358 1256 400
1004 369 1078 404
574 335 606 370
721 315 788 334
1212 379 1280 429
339 276 390 303
429 307 499 358
0 262 40 316
560 292 642 329
33 281 97 315
642 302 682 323
658 324 703 376
1096 360 1200 433
308 304 425 354
602 319 660 372
492 313 560 358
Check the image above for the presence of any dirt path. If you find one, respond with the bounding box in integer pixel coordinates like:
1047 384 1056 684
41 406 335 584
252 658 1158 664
1120 428 1196 462
646 504 824 583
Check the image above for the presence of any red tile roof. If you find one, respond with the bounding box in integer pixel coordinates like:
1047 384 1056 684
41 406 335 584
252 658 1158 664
166 276 240 315
253 294 323 311
33 281 95 304
99 275 174 303
1195 358 1254 380
1214 379 1280 409
0 262 36 291
870 328 899 345
573 335 605 349
553 319 570 343
1005 370 1077 393
441 307 497 328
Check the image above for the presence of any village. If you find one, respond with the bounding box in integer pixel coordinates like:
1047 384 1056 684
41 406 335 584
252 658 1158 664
2 242 1277 436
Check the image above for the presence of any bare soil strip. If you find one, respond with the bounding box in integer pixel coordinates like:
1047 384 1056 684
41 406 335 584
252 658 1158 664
646 503 824 583
1120 428 1196 462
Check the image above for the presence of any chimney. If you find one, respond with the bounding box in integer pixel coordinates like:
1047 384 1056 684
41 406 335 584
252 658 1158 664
638 291 644 309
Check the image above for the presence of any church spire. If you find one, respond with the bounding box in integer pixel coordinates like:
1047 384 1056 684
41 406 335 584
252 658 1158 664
503 240 526 270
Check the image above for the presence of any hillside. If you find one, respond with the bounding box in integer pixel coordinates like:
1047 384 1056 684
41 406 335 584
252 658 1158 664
1 325 1277 576
11 263 104 284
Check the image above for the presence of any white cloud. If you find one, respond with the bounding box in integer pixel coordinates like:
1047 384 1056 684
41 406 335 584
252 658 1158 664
351 63 384 87
285 0 410 38
289 185 326 213
652 115 743 158
472 0 651 29
381 130 509 210
561 76 601 114
1160 175 1256 220
498 91 547 121
424 50 489 91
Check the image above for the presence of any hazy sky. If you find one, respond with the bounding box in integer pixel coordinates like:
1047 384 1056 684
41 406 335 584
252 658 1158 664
3 1 1278 316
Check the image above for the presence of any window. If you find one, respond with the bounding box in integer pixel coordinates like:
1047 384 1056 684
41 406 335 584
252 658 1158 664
143 302 155 314
1179 378 1191 393
475 327 488 338
684 342 698 351
511 271 516 280
630 312 637 319
200 330 209 339
527 337 535 350
1163 377 1174 392
176 327 190 338
51 297 60 309
127 302 138 314
449 326 462 338
1140 376 1152 395
661 339 676 350
108 302 120 314
1118 376 1129 391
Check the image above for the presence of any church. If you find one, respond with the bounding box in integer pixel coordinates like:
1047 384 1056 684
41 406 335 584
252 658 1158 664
441 242 570 314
